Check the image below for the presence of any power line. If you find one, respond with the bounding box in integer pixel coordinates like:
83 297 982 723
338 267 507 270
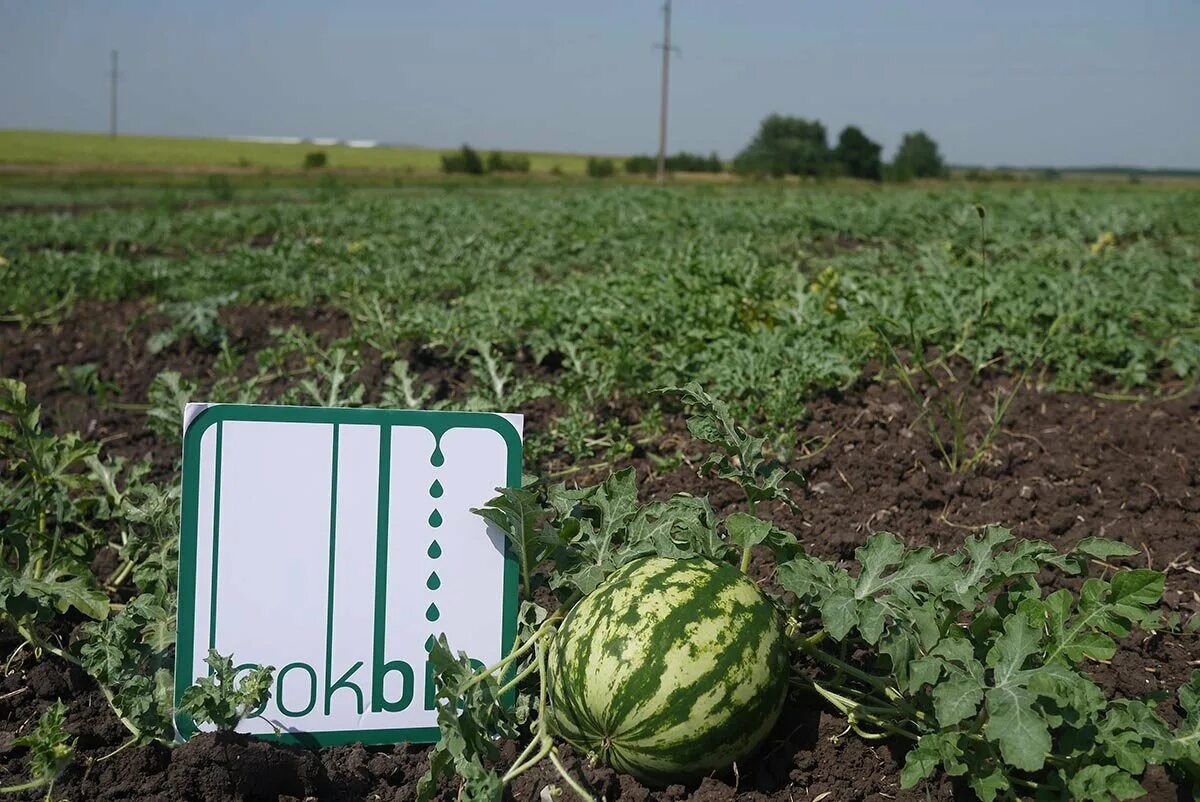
109 50 119 138
653 0 679 184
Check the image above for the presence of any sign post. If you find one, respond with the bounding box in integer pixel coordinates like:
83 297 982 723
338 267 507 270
174 404 522 745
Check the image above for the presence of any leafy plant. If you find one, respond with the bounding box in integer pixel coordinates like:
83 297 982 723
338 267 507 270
2 700 75 798
416 388 1198 801
178 649 276 732
147 294 234 355
879 325 1024 474
56 363 120 405
380 359 442 409
663 382 803 568
0 380 109 645
145 371 198 444
778 527 1198 800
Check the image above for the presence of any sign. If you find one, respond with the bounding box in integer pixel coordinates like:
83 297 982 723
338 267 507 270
174 404 522 746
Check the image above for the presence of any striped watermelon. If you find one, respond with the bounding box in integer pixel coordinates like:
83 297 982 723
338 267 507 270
546 556 790 784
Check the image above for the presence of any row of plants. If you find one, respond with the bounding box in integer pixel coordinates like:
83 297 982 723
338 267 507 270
3 187 1197 458
3 375 1195 801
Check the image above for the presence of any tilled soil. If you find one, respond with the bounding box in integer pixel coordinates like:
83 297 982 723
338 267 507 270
1 304 1197 801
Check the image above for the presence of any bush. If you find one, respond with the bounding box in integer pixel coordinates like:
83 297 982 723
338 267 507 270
587 157 616 179
486 151 531 173
442 145 485 175
734 115 832 178
625 153 724 175
889 131 946 180
625 155 656 175
303 151 328 170
833 126 882 181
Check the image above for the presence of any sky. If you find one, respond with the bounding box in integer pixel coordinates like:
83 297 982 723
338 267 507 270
1 1 1197 169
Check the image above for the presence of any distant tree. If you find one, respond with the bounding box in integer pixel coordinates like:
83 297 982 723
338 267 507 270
833 126 882 181
625 152 724 175
586 157 616 178
486 151 531 173
441 144 485 175
303 151 327 169
625 155 657 175
734 115 832 177
890 131 946 179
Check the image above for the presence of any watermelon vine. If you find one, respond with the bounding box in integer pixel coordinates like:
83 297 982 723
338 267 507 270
420 384 1200 802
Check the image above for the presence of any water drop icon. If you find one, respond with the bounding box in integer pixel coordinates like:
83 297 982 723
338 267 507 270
425 635 436 652
430 440 445 467
428 509 443 528
425 603 440 622
427 540 442 559
429 479 444 499
426 571 441 590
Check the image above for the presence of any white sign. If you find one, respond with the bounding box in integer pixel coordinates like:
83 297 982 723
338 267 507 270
174 404 522 746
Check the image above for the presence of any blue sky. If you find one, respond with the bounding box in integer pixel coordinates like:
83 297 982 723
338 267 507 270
1 1 1197 168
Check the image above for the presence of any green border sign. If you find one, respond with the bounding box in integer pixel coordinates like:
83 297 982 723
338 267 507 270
175 404 521 746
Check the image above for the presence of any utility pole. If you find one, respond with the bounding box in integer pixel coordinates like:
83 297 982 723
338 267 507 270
654 1 679 184
109 50 119 138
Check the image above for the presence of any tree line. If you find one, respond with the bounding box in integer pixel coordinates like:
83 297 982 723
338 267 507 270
732 114 945 180
441 115 947 180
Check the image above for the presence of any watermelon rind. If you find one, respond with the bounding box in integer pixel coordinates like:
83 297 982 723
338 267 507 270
546 556 791 784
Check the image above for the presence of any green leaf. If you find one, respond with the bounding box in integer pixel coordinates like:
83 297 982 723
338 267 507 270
1073 537 1140 561
933 675 984 728
1066 764 1146 801
967 764 1010 802
13 699 74 789
473 486 547 596
900 732 965 788
984 615 1051 771
725 512 772 550
178 649 275 731
662 382 802 506
627 495 727 561
819 589 859 641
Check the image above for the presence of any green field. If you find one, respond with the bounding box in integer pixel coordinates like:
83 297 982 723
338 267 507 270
2 177 1200 800
0 129 606 175
4 182 1197 436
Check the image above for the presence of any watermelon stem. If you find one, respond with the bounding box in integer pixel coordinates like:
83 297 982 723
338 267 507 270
548 747 596 802
460 596 576 697
738 500 759 573
496 657 539 697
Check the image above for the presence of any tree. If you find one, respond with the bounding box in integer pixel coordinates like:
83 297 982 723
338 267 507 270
890 131 946 179
833 126 882 180
734 115 832 177
441 144 485 175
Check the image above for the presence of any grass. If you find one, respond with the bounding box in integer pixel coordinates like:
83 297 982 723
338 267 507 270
0 129 608 175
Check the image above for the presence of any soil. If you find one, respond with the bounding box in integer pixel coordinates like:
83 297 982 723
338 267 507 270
1 303 1197 802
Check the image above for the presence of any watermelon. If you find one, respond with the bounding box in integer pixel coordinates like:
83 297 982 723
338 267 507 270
546 556 790 784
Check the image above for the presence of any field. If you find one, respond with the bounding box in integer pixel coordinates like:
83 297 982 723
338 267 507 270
1 179 1199 801
0 130 605 175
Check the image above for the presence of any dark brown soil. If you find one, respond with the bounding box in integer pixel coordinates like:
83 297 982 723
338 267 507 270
1 303 1197 801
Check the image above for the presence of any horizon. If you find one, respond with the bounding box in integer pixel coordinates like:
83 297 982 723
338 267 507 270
5 127 1200 174
1 1 1197 171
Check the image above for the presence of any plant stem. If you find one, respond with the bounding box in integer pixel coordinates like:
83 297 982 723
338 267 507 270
739 499 759 574
106 558 135 590
549 748 596 802
496 657 539 697
16 624 144 742
459 602 572 695
0 778 47 793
